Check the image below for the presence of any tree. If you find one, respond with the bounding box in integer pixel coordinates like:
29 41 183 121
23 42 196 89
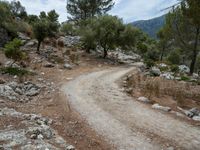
0 1 12 27
80 15 140 57
95 15 124 58
164 0 200 74
157 28 172 61
67 0 114 21
4 38 25 64
27 15 39 24
10 0 27 19
47 10 60 37
119 24 140 50
60 22 75 36
32 10 59 52
181 0 200 74
33 20 48 52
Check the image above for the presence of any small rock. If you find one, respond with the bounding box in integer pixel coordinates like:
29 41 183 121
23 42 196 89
126 88 133 94
160 73 174 80
0 78 6 84
166 146 174 150
179 65 190 73
189 108 200 116
66 145 75 150
152 104 171 112
44 62 55 68
192 116 200 121
137 97 150 103
30 134 37 139
150 67 161 76
37 134 44 139
64 64 72 70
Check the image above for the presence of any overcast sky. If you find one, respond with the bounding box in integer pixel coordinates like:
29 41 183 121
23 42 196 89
7 0 178 22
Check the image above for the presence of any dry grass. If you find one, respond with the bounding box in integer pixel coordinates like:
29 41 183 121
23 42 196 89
128 73 200 108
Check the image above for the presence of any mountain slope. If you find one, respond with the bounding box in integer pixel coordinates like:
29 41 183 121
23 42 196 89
131 15 166 38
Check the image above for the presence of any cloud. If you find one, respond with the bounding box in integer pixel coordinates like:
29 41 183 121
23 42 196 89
7 0 178 22
111 0 178 22
7 0 68 22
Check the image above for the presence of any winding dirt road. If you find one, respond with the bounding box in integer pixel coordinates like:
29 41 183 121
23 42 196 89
62 66 200 150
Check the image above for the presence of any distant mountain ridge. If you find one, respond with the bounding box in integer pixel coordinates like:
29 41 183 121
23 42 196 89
131 15 166 38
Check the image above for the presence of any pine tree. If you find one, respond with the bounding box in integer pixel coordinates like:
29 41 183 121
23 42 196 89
66 0 114 21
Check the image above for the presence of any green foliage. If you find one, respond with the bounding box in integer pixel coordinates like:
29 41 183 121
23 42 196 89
79 15 146 57
181 75 191 81
32 9 59 52
196 55 200 70
144 59 155 68
10 0 27 19
170 65 179 73
137 42 148 54
119 25 140 50
0 67 30 76
144 49 160 62
27 15 39 24
60 23 76 36
47 10 60 37
0 1 12 26
32 20 48 52
4 38 26 63
160 1 200 74
167 50 181 65
67 0 114 21
95 15 124 57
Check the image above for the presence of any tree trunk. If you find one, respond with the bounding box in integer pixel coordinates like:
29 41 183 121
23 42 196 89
190 27 199 75
37 41 41 53
86 48 90 53
103 48 108 58
160 46 165 61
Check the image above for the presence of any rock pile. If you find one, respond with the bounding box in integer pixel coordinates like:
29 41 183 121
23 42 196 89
0 81 40 102
0 107 75 150
57 36 81 47
178 107 200 121
109 50 141 64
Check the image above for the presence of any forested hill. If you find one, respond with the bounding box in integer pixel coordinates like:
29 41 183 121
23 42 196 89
131 15 166 38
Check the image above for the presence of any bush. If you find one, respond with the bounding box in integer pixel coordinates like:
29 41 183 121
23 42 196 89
60 22 76 36
167 50 181 65
16 21 32 36
144 59 155 68
181 75 190 81
170 65 179 73
144 49 160 61
4 38 26 63
137 42 148 54
0 67 31 76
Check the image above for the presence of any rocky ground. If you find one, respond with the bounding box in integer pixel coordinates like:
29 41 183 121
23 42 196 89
0 34 124 150
1 33 200 150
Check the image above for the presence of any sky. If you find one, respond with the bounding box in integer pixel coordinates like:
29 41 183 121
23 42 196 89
7 0 178 23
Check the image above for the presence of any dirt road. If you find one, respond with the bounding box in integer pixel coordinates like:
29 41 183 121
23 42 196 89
62 66 200 150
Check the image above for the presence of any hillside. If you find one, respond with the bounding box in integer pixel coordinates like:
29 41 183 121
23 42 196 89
131 15 166 38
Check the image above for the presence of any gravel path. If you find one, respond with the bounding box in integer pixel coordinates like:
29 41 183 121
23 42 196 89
62 67 200 150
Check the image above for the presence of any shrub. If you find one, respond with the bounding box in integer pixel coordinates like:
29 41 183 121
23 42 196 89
181 75 190 81
16 21 32 36
170 65 179 73
4 38 26 64
144 49 160 62
167 50 181 65
33 20 48 52
144 59 155 68
137 42 148 54
0 67 31 76
60 22 75 36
